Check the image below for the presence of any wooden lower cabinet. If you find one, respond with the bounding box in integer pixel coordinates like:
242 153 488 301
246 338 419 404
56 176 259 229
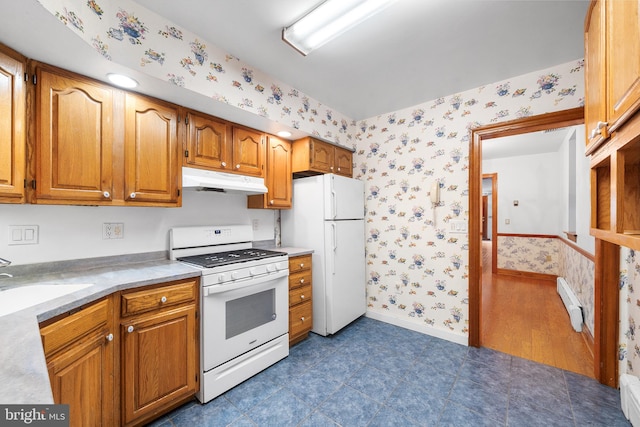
40 278 199 427
120 279 199 427
288 254 313 346
40 298 115 427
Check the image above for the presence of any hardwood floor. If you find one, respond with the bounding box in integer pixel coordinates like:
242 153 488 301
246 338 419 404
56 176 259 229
480 241 595 378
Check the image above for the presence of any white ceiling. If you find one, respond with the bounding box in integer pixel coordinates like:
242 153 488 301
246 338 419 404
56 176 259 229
0 0 588 155
482 126 579 160
134 0 590 120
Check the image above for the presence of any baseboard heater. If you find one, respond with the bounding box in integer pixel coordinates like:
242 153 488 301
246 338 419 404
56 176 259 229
621 374 640 426
556 276 583 332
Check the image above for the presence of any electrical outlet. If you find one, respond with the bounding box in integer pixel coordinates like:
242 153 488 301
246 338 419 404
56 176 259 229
546 255 552 262
505 219 510 225
103 223 124 239
252 219 259 231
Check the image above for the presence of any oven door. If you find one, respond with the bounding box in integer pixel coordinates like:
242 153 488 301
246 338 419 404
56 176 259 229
201 269 288 371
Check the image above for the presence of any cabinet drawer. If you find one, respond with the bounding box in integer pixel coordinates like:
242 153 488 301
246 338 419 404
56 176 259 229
289 255 312 273
289 284 312 307
121 279 197 317
289 270 312 289
289 300 312 337
40 298 110 356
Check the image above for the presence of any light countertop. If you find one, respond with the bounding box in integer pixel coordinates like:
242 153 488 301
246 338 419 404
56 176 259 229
0 252 201 404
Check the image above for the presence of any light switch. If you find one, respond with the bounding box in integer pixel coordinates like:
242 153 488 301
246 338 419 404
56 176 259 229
8 225 39 245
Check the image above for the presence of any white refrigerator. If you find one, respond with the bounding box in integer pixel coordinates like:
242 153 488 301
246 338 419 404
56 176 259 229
281 174 366 336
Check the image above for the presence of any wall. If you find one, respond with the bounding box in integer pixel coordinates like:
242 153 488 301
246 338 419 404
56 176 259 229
0 192 277 265
355 60 584 343
620 249 640 376
483 152 563 235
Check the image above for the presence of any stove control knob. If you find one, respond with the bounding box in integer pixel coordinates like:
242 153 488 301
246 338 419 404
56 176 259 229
231 271 239 280
249 267 257 276
267 264 276 272
218 273 227 283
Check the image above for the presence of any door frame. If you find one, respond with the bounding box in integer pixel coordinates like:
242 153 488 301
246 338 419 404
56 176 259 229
482 173 498 274
468 108 605 361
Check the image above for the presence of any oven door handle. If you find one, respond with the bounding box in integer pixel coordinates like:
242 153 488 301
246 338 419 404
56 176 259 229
203 270 288 296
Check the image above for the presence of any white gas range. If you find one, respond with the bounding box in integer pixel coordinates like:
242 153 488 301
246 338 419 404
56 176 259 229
169 225 289 403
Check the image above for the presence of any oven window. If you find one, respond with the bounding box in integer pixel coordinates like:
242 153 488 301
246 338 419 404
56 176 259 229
226 289 276 339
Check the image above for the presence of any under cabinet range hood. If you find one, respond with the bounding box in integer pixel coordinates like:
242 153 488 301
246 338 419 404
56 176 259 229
182 167 268 195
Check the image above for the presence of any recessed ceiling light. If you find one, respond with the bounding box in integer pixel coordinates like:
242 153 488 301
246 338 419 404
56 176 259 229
277 131 292 138
107 73 138 88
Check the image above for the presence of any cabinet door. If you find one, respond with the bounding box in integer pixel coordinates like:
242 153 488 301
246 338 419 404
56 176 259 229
124 93 180 206
606 0 640 132
185 110 232 171
121 305 197 425
36 67 114 204
265 136 292 208
0 45 25 203
47 328 115 426
585 0 606 148
41 298 115 427
310 139 334 173
334 147 353 177
232 126 264 176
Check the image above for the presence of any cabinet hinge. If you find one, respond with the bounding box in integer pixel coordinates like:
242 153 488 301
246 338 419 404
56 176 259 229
177 114 181 124
185 115 189 125
177 189 180 197
31 180 36 190
184 150 189 158
32 74 37 85
23 179 27 189
23 72 28 82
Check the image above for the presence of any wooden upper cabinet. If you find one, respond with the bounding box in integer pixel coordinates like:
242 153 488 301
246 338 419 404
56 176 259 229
124 93 181 206
232 126 264 176
585 0 640 153
184 110 232 170
334 146 353 177
248 135 292 209
606 0 640 130
292 137 353 177
35 65 115 204
0 44 26 204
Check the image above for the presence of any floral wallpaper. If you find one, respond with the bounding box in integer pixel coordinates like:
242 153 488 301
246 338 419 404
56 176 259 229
559 242 595 335
497 236 560 273
37 0 589 343
37 0 355 146
353 61 584 342
619 249 640 376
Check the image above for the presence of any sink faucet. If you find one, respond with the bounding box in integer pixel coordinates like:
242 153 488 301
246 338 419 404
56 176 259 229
0 257 12 278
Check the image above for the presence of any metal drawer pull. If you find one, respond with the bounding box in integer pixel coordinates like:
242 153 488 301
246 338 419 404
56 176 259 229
127 326 134 333
106 333 113 342
161 296 167 303
300 295 305 299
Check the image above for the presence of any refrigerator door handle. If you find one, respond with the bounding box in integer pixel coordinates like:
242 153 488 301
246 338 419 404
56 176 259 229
331 190 337 219
331 223 337 274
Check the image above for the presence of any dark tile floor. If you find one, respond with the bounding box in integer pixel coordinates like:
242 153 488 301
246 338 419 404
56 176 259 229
149 317 630 426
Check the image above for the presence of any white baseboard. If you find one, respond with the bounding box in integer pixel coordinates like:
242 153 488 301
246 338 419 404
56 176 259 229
365 310 468 346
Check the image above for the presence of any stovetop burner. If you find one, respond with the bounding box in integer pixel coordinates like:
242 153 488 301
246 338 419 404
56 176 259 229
178 249 285 268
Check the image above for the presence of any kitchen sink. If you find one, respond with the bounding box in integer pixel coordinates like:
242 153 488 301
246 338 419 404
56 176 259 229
0 284 93 317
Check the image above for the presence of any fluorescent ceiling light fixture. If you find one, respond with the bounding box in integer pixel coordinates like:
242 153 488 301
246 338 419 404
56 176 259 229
283 0 397 55
277 131 292 138
107 73 138 88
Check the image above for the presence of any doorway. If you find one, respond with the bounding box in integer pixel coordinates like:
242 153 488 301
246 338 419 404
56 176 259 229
466 108 619 383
